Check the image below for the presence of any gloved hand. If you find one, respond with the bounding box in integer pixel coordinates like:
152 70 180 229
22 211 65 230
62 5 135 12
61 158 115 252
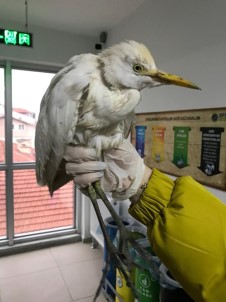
64 140 151 200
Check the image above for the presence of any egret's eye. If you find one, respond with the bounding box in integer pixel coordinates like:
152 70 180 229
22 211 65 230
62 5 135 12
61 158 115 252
133 64 143 72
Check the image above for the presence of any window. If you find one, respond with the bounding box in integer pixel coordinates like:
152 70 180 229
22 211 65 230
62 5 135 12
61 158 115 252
0 67 5 164
0 68 6 238
12 69 54 163
0 171 6 238
0 63 76 247
18 124 24 130
14 170 73 235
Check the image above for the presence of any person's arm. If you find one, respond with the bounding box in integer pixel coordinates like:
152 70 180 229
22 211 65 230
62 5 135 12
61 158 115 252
129 168 226 302
65 140 226 302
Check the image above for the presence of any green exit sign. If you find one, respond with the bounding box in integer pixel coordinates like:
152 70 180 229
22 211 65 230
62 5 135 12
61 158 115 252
0 28 32 48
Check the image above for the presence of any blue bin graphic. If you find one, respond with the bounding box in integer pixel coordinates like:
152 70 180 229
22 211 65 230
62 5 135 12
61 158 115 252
135 125 147 158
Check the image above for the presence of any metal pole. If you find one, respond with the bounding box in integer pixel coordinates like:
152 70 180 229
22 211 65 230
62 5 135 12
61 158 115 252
5 61 14 245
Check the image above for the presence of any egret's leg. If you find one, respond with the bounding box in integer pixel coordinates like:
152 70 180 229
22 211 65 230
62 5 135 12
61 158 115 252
86 185 136 301
93 181 129 255
93 180 159 277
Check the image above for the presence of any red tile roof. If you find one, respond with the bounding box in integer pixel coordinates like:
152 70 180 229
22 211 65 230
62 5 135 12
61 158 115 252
0 140 74 237
13 169 74 235
13 108 34 114
0 141 35 163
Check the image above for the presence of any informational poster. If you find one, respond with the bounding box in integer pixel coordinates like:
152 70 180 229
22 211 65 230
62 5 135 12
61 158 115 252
131 108 226 190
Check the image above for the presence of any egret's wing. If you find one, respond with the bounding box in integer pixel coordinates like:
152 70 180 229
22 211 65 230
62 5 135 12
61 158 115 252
35 54 96 195
122 112 136 139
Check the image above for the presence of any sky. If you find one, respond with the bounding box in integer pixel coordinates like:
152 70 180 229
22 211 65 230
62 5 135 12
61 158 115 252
0 67 55 119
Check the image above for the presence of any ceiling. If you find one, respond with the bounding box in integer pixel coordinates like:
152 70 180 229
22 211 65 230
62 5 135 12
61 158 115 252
0 0 146 37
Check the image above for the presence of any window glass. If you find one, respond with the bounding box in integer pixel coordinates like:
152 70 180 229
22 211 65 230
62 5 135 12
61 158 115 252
0 66 75 244
0 67 5 163
0 171 6 238
14 169 74 235
12 69 54 163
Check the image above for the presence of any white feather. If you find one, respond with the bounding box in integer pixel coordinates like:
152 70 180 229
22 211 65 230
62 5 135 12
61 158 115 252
35 41 157 193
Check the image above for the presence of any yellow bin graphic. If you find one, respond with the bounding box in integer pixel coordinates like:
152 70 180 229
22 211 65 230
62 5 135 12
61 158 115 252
151 126 166 163
115 267 135 302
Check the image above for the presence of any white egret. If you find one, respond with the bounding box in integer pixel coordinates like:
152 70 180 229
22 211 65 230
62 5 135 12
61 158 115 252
35 40 200 300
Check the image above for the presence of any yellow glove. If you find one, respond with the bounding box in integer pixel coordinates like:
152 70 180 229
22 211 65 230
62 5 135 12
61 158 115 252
129 169 226 302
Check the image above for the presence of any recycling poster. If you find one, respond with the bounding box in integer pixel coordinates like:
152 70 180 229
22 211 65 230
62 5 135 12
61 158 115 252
131 108 226 190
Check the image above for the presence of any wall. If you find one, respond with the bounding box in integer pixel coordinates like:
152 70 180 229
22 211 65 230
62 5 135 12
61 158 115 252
0 21 96 66
108 0 226 203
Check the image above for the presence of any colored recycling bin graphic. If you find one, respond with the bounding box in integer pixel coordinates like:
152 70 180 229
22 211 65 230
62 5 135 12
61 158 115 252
173 126 191 168
135 125 147 158
198 127 224 176
151 126 166 163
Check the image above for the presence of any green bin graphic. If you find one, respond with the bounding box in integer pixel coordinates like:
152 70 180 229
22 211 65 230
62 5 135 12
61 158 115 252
172 126 191 168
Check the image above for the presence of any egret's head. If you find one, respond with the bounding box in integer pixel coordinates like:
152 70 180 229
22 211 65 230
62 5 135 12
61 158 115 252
100 40 200 91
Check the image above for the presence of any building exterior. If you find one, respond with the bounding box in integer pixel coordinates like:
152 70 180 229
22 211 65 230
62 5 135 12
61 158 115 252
0 107 74 237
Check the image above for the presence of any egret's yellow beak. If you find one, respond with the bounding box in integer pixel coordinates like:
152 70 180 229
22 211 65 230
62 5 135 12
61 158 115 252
142 69 201 90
